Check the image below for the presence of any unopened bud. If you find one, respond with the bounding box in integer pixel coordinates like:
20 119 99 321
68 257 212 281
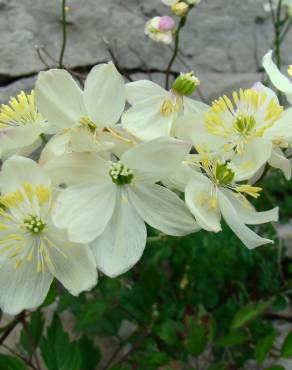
158 16 175 32
172 72 200 96
171 2 189 16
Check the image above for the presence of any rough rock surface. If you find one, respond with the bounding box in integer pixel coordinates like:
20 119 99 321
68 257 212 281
0 0 292 77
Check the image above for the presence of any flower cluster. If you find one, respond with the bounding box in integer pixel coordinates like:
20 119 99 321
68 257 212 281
0 50 290 314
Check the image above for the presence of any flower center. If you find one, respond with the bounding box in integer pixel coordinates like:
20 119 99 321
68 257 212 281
212 162 235 186
233 114 256 135
160 93 184 117
109 161 134 185
204 89 283 149
79 116 97 133
0 90 43 128
24 215 46 234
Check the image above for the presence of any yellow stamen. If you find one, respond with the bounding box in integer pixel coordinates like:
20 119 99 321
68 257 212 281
0 90 43 128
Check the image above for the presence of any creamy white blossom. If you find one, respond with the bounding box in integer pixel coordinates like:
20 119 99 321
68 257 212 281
176 84 292 179
0 156 97 314
0 91 48 160
35 62 126 158
144 16 175 45
183 156 278 249
122 80 207 141
47 138 199 278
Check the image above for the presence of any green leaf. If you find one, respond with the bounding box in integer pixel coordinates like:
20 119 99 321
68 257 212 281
0 354 26 370
75 300 107 331
255 331 277 364
265 366 285 370
20 311 45 355
184 319 206 357
40 314 81 370
281 331 292 358
230 302 270 331
215 331 249 347
155 319 179 346
41 282 57 308
79 337 101 370
207 364 226 370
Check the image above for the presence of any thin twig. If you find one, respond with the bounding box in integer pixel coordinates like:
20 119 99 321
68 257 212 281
111 328 149 368
22 317 41 370
59 0 67 68
0 311 26 345
165 15 188 89
1 343 38 370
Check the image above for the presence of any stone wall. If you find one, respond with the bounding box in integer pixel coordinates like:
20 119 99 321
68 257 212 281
0 0 292 104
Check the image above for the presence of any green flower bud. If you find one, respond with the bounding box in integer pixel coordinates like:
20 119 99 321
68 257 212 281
172 72 200 96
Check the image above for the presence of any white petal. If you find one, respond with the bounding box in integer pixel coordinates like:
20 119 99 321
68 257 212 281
84 63 125 127
231 139 273 181
122 97 173 141
121 137 191 183
39 132 71 165
125 80 166 105
269 147 292 180
47 232 97 296
218 191 273 249
265 107 292 141
161 0 177 5
35 69 86 130
183 97 209 114
91 188 147 277
262 50 292 104
52 183 116 243
0 124 44 158
44 152 111 187
0 258 53 315
185 175 222 232
174 112 224 151
128 184 199 236
220 189 278 225
0 156 51 194
162 161 195 191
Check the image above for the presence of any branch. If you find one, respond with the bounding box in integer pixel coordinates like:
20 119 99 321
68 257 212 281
165 5 194 89
59 0 67 68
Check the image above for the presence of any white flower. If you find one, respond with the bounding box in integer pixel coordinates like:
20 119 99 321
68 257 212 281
0 156 97 315
263 50 292 104
35 62 126 157
161 0 178 6
0 91 47 160
184 157 278 249
48 137 199 278
177 84 292 179
121 80 207 141
144 16 175 45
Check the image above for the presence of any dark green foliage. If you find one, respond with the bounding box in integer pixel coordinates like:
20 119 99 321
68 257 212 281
0 354 26 370
40 314 82 370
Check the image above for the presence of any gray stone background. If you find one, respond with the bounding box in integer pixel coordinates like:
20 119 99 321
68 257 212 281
0 0 292 368
1 0 292 105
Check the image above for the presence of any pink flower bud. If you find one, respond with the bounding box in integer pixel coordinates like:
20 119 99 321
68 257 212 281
158 16 175 32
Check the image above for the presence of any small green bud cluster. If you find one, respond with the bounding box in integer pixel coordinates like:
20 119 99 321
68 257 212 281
24 215 46 234
172 72 200 96
214 163 235 186
109 161 134 186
